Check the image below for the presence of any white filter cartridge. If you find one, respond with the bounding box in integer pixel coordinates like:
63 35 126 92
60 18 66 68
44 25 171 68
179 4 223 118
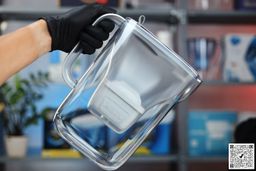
88 80 144 133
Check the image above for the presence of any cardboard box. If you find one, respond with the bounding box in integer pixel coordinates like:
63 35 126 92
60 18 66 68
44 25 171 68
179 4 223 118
188 111 237 156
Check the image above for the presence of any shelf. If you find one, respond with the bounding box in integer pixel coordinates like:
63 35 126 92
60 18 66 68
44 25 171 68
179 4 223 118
203 81 256 86
188 11 256 24
2 8 256 25
186 156 227 162
0 7 179 24
0 155 177 163
130 155 178 163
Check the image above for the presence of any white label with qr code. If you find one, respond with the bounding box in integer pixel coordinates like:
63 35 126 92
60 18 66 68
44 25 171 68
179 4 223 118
229 143 255 170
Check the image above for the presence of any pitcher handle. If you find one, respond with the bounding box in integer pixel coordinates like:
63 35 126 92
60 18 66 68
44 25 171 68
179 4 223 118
62 13 126 88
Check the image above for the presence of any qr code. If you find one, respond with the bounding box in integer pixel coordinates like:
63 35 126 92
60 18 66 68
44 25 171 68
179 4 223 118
229 143 255 170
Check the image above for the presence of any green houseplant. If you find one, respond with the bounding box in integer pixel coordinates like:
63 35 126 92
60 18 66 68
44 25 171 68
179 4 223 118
0 71 50 157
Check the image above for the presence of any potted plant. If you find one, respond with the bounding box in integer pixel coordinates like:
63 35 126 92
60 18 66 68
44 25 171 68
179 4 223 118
0 72 50 158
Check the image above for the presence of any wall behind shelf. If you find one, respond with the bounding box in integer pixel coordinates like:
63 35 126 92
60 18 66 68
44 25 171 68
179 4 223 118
189 84 256 111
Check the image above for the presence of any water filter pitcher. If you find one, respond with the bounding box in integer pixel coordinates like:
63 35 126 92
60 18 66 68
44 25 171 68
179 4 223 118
54 13 202 170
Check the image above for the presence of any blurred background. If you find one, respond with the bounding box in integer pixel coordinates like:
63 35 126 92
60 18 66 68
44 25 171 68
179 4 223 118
0 0 256 171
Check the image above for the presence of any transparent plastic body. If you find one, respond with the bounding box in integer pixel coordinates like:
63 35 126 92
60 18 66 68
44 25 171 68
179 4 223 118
54 14 201 170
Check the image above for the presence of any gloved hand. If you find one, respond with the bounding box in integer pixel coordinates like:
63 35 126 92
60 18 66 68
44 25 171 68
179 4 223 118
42 4 116 54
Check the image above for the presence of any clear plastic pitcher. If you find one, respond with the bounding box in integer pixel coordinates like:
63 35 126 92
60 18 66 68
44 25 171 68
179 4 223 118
53 13 201 170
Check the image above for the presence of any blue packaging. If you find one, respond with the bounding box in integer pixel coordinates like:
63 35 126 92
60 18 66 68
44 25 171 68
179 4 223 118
223 34 256 82
188 111 237 156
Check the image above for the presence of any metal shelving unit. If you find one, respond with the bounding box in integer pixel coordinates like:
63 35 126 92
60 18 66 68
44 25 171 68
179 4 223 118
176 1 189 171
202 81 256 86
1 1 255 171
0 7 179 24
0 155 178 163
188 11 256 24
175 1 256 171
186 156 227 162
182 2 256 171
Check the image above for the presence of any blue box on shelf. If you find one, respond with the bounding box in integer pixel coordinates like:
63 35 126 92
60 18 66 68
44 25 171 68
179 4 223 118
188 110 237 156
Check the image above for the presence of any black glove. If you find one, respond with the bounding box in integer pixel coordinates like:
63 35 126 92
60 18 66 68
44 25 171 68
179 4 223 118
42 4 116 54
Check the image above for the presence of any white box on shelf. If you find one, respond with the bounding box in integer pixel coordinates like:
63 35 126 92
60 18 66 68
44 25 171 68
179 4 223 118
223 34 256 82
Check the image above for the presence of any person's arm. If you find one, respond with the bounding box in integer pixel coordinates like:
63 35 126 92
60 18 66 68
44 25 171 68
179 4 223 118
0 20 51 85
0 4 115 85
